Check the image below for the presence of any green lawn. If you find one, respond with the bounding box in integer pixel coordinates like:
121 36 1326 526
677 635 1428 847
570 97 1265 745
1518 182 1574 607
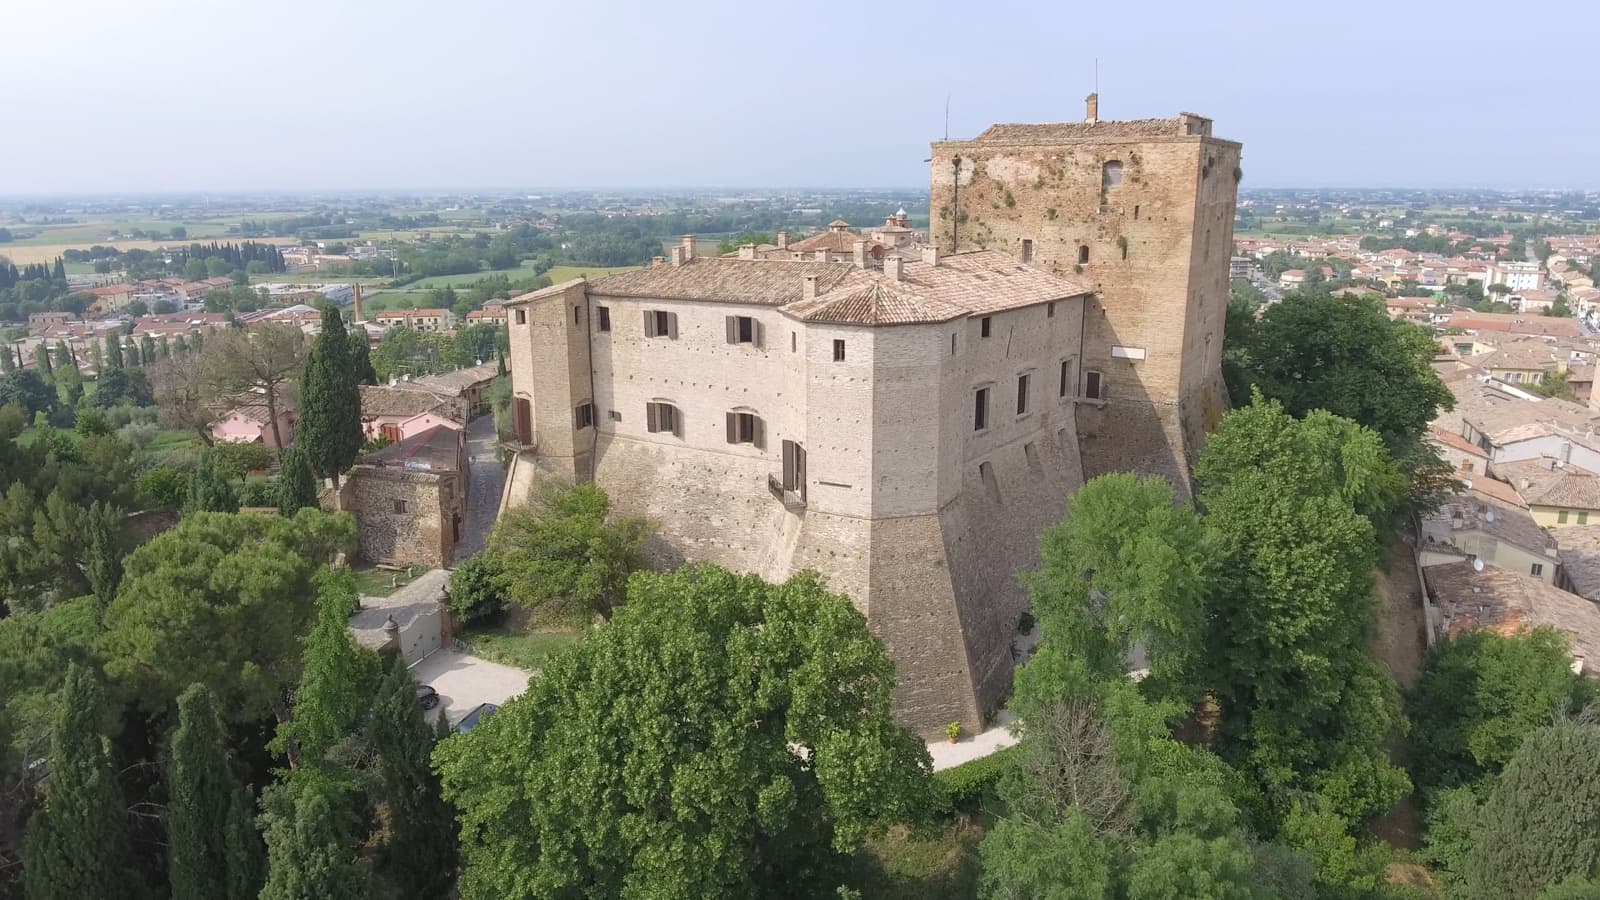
459 623 583 672
400 261 551 290
844 823 983 900
352 566 425 598
542 265 636 284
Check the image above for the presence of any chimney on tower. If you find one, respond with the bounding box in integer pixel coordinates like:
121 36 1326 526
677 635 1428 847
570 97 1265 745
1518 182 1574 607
353 283 364 323
1085 92 1099 125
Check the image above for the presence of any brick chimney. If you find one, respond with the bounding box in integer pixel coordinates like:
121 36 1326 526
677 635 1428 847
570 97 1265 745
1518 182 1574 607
651 255 665 267
352 282 364 323
777 231 788 249
852 240 868 269
802 274 818 301
1085 92 1099 125
739 244 757 260
885 255 904 282
921 247 940 267
681 235 697 260
813 250 829 262
669 246 685 266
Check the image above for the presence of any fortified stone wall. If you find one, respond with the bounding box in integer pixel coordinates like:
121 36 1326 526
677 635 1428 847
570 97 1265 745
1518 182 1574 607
349 467 452 568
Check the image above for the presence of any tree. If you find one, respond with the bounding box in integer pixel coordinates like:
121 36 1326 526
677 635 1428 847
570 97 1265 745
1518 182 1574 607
86 501 121 627
348 330 377 385
259 771 370 900
1409 628 1586 791
210 440 273 483
91 367 153 407
0 370 56 417
103 333 124 370
185 455 239 515
271 570 381 765
98 509 355 721
436 564 933 899
1195 395 1409 821
277 444 319 516
367 655 457 897
297 305 363 491
32 342 51 378
22 665 139 900
51 340 82 406
168 683 264 900
201 323 306 456
147 356 217 446
1229 292 1452 452
1465 721 1600 899
488 482 649 618
446 552 506 624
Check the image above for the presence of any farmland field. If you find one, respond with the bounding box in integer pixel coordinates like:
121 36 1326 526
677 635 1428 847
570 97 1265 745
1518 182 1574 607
1 235 298 266
541 265 636 284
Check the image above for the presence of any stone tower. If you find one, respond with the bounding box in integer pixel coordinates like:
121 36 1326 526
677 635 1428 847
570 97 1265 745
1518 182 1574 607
929 100 1242 495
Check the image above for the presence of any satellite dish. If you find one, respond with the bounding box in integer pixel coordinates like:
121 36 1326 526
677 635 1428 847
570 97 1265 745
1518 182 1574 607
1473 558 1485 572
1486 511 1496 522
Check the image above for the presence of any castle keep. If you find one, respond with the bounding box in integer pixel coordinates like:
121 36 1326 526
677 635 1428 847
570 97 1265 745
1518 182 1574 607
503 102 1240 734
931 97 1242 493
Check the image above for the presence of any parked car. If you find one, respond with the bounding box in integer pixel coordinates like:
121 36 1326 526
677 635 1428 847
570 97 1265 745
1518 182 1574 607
454 702 499 733
416 684 440 710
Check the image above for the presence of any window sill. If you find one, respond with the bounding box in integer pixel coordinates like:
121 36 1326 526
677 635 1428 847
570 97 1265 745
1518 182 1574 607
1074 397 1109 409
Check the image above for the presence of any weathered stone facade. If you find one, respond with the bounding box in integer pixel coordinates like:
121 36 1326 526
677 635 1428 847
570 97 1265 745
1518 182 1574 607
930 103 1241 495
345 426 468 568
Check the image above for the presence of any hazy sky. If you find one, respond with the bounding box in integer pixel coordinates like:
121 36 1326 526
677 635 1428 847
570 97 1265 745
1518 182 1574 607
4 0 1596 193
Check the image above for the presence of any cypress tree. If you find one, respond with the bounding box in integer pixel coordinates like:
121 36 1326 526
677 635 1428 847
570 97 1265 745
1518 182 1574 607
103 333 123 370
185 457 240 515
89 341 104 374
347 330 377 386
0 344 14 374
140 334 156 363
23 665 138 900
258 774 369 900
270 571 380 765
52 340 74 372
368 654 457 896
126 339 142 368
298 305 363 492
1467 721 1600 898
52 257 65 281
169 684 264 900
86 501 121 628
158 335 171 360
276 445 318 517
33 342 51 378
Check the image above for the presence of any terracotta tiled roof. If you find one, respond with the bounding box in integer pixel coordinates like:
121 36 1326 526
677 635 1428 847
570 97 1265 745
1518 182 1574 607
1495 459 1600 511
787 230 882 254
969 118 1188 142
585 251 1089 326
404 363 498 394
1447 311 1582 339
1555 525 1600 602
1430 427 1488 459
360 384 452 420
1424 561 1600 672
362 424 461 472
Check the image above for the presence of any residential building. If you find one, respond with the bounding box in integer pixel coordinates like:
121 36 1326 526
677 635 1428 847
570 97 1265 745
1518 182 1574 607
27 311 72 335
1494 458 1600 529
1419 480 1559 583
1279 268 1306 288
374 308 455 333
341 425 467 569
1485 260 1543 292
210 401 296 449
1424 561 1599 674
1553 524 1600 603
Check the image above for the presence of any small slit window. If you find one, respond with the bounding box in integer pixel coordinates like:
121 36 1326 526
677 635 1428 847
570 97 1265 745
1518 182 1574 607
973 387 989 431
597 306 611 332
1021 239 1033 264
393 499 409 514
833 339 845 362
980 316 992 338
979 461 1001 503
1102 160 1123 189
1047 301 1055 318
574 306 582 325
1016 373 1030 415
514 309 526 325
1078 245 1090 265
1059 359 1073 397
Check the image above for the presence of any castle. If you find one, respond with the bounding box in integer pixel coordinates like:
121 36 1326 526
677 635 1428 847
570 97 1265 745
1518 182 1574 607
501 98 1241 734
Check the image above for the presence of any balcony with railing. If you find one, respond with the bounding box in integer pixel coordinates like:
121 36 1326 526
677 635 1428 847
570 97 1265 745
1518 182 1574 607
767 474 806 510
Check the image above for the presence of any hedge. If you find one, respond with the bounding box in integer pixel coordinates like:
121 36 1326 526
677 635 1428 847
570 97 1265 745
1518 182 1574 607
933 744 1020 816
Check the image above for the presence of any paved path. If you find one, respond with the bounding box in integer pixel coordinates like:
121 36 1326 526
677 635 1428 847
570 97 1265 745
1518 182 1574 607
455 414 507 563
927 711 1018 771
411 649 532 727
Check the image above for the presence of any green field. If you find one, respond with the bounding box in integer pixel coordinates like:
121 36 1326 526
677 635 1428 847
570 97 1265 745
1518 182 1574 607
399 261 550 290
542 265 636 284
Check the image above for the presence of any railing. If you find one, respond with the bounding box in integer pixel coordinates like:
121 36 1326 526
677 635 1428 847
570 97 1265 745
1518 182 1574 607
767 474 806 510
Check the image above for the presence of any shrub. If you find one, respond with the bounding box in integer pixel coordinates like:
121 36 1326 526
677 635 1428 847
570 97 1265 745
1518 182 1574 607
946 722 962 742
117 422 160 448
934 744 1020 816
138 467 189 508
448 553 506 625
236 479 279 508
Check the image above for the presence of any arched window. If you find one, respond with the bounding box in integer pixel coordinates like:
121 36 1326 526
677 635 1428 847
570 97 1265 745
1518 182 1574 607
1102 160 1123 190
1078 245 1090 265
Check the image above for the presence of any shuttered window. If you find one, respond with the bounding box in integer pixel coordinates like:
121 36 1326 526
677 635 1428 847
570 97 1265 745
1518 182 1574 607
782 439 807 501
725 411 763 448
1085 370 1104 400
574 402 594 430
725 315 760 346
643 310 677 339
645 402 681 437
597 306 611 332
512 397 532 444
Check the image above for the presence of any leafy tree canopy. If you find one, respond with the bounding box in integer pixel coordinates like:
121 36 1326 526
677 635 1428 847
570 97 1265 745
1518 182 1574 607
488 482 649 618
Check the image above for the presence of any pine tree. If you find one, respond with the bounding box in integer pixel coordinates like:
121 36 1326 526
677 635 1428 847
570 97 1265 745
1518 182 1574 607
347 330 377 385
23 665 138 900
87 501 122 628
277 445 318 516
185 456 240 515
298 305 363 492
368 654 458 896
168 684 264 900
258 774 369 900
271 570 380 765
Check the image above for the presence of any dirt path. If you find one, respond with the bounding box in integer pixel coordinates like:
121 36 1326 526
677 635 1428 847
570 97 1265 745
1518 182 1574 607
1368 528 1429 849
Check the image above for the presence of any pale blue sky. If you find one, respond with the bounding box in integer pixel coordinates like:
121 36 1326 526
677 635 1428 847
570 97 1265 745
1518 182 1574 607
3 0 1596 193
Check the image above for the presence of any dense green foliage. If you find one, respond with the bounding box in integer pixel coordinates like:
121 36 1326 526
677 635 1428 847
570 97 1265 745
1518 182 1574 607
487 482 649 618
297 305 363 485
436 564 934 899
184 454 239 514
276 444 318 515
446 552 507 624
367 655 459 897
22 666 139 900
270 570 382 763
258 771 371 900
167 684 263 900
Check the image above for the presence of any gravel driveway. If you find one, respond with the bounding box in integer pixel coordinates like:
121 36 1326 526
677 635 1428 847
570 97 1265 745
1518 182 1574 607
410 650 531 726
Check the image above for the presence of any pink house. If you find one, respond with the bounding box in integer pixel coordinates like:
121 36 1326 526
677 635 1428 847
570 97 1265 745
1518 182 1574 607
211 404 297 448
370 411 461 444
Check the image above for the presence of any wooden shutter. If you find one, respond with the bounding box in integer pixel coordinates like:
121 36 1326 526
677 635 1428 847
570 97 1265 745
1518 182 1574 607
725 412 737 444
667 312 678 339
751 416 765 450
643 310 655 337
752 320 763 348
725 316 737 344
782 439 795 489
672 406 683 438
796 444 806 500
513 397 532 444
646 402 659 433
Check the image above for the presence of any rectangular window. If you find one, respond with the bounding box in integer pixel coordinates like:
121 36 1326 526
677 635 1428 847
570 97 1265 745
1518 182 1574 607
1047 301 1055 318
393 499 409 514
644 310 677 339
1016 373 1030 415
1560 510 1570 524
1059 359 1073 397
1084 370 1104 400
574 306 582 325
726 315 758 345
833 339 845 362
380 424 401 442
608 409 622 422
1531 563 1544 577
1024 441 1040 471
980 316 992 338
725 411 763 447
782 439 807 501
974 387 989 431
514 309 526 325
574 402 594 430
597 306 611 332
791 331 797 352
646 402 680 436
951 333 957 355
1021 239 1033 264
1582 512 1591 525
